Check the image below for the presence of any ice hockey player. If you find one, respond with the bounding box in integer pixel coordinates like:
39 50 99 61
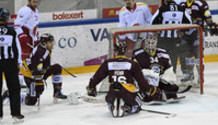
86 42 158 117
179 0 217 83
132 33 180 103
20 33 67 106
118 0 153 59
14 0 39 87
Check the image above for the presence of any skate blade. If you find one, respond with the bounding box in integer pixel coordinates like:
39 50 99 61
13 119 24 124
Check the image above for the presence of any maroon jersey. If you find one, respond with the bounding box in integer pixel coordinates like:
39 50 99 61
89 56 150 92
181 0 212 27
132 48 171 75
28 43 51 73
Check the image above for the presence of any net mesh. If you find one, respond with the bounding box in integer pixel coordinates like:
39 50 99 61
99 24 204 94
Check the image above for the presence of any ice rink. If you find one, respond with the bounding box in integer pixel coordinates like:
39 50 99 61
1 62 218 125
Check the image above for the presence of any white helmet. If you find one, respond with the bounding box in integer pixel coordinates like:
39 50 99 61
144 33 158 52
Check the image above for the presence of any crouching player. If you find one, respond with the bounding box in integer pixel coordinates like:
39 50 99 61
86 43 158 117
133 33 181 103
20 33 67 105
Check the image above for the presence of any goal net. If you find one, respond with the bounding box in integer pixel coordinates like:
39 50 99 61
98 24 204 94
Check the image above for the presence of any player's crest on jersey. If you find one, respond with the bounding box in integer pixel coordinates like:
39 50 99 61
150 65 161 74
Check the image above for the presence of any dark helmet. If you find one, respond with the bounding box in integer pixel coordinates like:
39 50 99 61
39 33 54 43
114 42 126 55
0 8 10 22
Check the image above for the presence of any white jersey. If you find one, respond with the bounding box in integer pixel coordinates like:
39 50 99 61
14 5 39 41
118 2 152 41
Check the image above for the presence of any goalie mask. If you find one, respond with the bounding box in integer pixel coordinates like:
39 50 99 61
144 33 158 53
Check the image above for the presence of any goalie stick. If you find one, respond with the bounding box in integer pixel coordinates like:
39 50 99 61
98 85 192 95
141 108 177 118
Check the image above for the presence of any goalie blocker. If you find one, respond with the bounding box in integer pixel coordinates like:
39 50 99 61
86 42 159 117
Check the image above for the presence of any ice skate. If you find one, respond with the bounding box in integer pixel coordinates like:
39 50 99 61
181 74 194 83
12 114 24 124
53 90 67 103
111 98 125 118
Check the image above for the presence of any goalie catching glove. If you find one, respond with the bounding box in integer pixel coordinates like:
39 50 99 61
86 86 97 97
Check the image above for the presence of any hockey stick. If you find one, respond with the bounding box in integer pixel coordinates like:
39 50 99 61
141 108 177 117
37 96 41 110
62 67 77 78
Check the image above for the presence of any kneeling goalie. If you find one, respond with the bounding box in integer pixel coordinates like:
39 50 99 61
133 33 181 103
20 33 67 105
86 43 158 117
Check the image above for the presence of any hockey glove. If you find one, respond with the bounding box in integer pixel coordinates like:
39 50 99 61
146 85 158 97
86 86 97 97
209 23 218 36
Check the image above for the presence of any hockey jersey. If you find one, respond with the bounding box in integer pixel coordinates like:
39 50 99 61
14 5 39 41
89 56 150 93
150 1 192 38
20 43 51 78
132 48 171 75
118 2 152 40
180 0 212 27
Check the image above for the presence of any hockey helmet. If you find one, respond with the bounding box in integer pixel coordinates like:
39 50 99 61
0 8 10 22
114 42 126 55
39 33 54 43
144 32 158 51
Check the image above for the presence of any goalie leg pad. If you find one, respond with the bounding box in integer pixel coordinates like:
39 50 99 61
159 82 178 99
141 88 163 102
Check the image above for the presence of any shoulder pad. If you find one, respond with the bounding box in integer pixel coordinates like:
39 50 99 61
133 49 144 56
157 52 170 59
157 48 167 53
119 7 126 13
137 2 148 7
195 0 204 6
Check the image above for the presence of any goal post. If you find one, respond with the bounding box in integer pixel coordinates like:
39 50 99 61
101 24 204 94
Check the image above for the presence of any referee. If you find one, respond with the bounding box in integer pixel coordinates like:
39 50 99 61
0 8 24 121
150 0 192 73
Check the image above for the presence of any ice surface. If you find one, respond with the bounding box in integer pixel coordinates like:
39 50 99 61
1 62 218 125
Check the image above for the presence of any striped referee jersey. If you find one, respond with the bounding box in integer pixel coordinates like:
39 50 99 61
0 23 22 64
150 1 192 38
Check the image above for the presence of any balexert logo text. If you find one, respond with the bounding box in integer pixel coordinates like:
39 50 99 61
53 11 84 20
